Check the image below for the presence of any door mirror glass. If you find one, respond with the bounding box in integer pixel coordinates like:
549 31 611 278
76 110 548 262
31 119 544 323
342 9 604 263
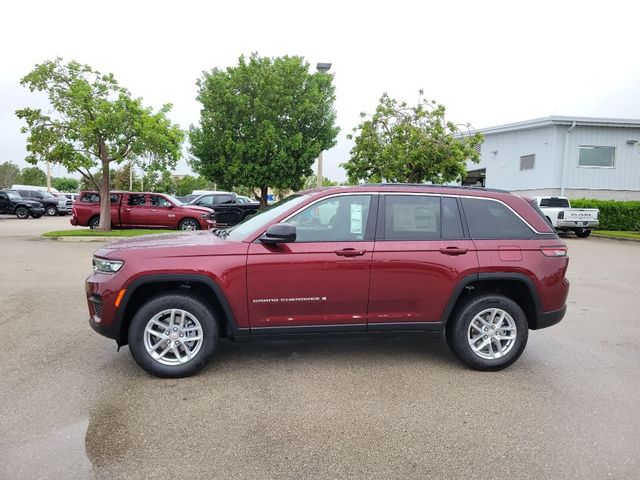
259 223 297 244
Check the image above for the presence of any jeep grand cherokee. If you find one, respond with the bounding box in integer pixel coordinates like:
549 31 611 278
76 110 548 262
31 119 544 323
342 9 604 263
85 184 569 377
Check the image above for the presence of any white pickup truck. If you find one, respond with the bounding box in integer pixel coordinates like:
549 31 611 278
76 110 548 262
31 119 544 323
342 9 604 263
534 196 599 238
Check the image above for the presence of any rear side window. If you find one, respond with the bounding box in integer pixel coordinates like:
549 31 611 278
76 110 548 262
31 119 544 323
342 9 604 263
215 194 234 204
81 193 100 203
461 198 533 239
384 195 441 240
128 194 147 206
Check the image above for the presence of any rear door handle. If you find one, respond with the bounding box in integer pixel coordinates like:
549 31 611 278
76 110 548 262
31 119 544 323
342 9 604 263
335 248 366 257
439 247 468 255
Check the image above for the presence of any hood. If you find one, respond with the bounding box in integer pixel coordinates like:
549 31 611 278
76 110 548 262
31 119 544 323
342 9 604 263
178 205 214 214
23 199 42 207
95 230 231 256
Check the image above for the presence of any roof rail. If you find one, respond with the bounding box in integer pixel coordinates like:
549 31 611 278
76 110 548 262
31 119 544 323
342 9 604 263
362 183 510 193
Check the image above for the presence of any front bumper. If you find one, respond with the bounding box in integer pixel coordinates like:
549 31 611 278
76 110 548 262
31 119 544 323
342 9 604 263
29 207 45 215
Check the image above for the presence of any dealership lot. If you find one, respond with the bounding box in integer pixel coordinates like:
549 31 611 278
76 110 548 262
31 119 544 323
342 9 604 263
0 215 638 479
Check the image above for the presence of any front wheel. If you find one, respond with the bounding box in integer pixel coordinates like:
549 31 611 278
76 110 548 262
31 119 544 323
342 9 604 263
31 212 42 219
178 218 200 231
128 293 219 377
46 205 58 216
15 207 29 219
446 295 529 371
574 228 591 238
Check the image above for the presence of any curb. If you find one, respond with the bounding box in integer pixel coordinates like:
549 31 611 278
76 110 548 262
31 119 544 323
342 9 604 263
43 236 113 242
591 234 640 243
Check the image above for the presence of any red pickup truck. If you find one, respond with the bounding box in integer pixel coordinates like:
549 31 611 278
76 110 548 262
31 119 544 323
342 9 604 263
70 191 216 230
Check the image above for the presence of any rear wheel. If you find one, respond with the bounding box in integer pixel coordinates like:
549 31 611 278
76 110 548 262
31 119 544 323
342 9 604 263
574 228 591 238
89 216 100 229
178 218 200 231
15 207 29 219
446 294 528 371
128 293 219 377
46 205 58 216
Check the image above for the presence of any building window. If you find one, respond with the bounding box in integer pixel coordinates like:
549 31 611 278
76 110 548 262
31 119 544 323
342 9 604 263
578 146 615 167
520 154 535 170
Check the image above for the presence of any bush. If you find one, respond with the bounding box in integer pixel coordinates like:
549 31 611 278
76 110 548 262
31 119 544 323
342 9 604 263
571 199 640 231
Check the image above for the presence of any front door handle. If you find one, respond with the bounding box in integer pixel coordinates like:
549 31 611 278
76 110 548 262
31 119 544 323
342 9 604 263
439 247 468 255
335 248 366 257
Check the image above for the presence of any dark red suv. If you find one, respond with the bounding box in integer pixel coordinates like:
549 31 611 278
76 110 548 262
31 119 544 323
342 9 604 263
86 184 569 377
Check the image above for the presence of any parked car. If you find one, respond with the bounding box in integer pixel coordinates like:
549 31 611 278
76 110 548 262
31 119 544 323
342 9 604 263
0 190 45 219
13 187 69 216
85 184 569 377
62 192 79 202
175 194 199 204
188 191 260 226
70 191 216 230
237 195 259 204
535 196 599 238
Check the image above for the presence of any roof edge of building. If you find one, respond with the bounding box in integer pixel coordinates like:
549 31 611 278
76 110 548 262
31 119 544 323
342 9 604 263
469 115 640 135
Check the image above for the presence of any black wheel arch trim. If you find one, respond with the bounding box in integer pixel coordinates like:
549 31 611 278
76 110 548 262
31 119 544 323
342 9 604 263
440 272 555 329
114 273 243 345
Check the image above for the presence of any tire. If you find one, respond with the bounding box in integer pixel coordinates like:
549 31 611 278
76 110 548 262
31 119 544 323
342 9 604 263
31 212 42 219
574 228 591 238
89 216 100 230
15 207 29 219
178 218 200 231
46 205 58 216
446 294 529 371
128 293 219 377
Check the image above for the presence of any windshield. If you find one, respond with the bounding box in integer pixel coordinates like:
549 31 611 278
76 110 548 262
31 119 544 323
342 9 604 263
41 192 56 199
6 191 22 200
164 195 184 206
224 194 309 241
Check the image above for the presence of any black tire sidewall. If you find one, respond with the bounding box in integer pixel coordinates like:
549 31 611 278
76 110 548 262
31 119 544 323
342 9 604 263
128 293 218 377
575 228 591 238
89 217 100 229
446 295 529 371
15 207 29 219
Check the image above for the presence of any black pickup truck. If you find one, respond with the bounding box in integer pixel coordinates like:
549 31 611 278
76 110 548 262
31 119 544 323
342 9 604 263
188 192 259 226
0 190 45 219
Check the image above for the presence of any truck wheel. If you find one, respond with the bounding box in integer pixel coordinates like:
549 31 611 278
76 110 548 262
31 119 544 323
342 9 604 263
178 218 200 231
574 228 591 238
128 293 219 377
46 205 58 216
15 207 29 219
446 294 529 371
30 212 42 219
89 216 100 229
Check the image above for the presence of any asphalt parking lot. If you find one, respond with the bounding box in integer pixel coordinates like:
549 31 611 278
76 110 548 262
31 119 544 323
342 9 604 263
1 215 639 479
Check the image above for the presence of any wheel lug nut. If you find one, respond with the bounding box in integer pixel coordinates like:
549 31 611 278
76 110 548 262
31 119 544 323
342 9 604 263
179 333 184 338
173 327 178 332
483 328 488 331
483 335 488 339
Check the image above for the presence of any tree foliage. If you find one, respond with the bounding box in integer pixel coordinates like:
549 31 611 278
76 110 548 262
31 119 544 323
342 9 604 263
51 176 79 192
16 58 184 230
19 166 47 186
0 161 22 189
343 92 483 184
190 53 339 206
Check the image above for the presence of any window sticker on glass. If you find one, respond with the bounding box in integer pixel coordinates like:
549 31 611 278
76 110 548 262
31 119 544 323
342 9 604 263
350 203 363 234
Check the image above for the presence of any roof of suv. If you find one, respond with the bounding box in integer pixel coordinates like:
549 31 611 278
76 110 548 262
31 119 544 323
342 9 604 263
299 183 510 196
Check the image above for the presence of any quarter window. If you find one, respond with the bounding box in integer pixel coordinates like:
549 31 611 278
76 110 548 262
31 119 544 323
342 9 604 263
578 146 615 167
288 195 372 242
461 198 533 239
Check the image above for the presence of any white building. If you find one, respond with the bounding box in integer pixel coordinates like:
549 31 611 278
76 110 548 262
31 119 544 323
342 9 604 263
463 116 640 200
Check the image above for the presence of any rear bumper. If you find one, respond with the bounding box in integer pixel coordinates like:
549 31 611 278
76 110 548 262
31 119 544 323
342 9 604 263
556 220 599 228
533 305 567 330
70 217 78 226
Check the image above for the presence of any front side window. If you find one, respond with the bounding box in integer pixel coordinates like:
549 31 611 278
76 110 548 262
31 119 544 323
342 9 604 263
384 195 441 240
128 194 147 206
150 195 172 207
578 146 615 167
461 198 533 239
288 195 372 242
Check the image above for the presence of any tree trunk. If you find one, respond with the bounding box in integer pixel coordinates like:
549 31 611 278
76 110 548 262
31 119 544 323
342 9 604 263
260 186 269 208
97 160 112 231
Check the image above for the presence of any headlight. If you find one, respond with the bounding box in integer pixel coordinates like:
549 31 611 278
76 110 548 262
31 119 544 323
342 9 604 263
200 213 209 219
93 256 124 274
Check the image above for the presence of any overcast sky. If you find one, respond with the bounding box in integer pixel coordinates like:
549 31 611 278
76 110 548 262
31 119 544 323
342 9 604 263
1 0 639 182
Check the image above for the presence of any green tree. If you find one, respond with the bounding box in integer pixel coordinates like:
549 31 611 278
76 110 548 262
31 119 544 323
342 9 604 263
16 58 184 230
343 92 483 184
174 175 210 196
51 176 79 192
112 163 138 191
190 53 339 207
0 161 22 189
19 166 47 186
303 174 338 190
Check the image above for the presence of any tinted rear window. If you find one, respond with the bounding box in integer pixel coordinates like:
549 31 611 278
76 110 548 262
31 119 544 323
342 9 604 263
539 197 570 208
461 198 533 239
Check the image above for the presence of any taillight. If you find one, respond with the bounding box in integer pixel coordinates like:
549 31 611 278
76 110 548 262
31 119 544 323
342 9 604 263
540 246 567 257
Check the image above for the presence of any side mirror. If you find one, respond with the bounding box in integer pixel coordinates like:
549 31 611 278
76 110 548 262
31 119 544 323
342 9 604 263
259 223 296 244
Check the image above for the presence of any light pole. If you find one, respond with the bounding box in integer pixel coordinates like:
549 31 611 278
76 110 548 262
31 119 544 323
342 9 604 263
316 62 332 187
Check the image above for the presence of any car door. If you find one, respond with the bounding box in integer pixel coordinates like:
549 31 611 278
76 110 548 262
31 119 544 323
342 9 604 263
367 194 479 329
148 194 174 228
120 193 150 227
212 194 236 225
0 192 10 213
246 194 377 331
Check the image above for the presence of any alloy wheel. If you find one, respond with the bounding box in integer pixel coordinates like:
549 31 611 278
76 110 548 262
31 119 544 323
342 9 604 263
467 308 517 360
143 309 204 366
